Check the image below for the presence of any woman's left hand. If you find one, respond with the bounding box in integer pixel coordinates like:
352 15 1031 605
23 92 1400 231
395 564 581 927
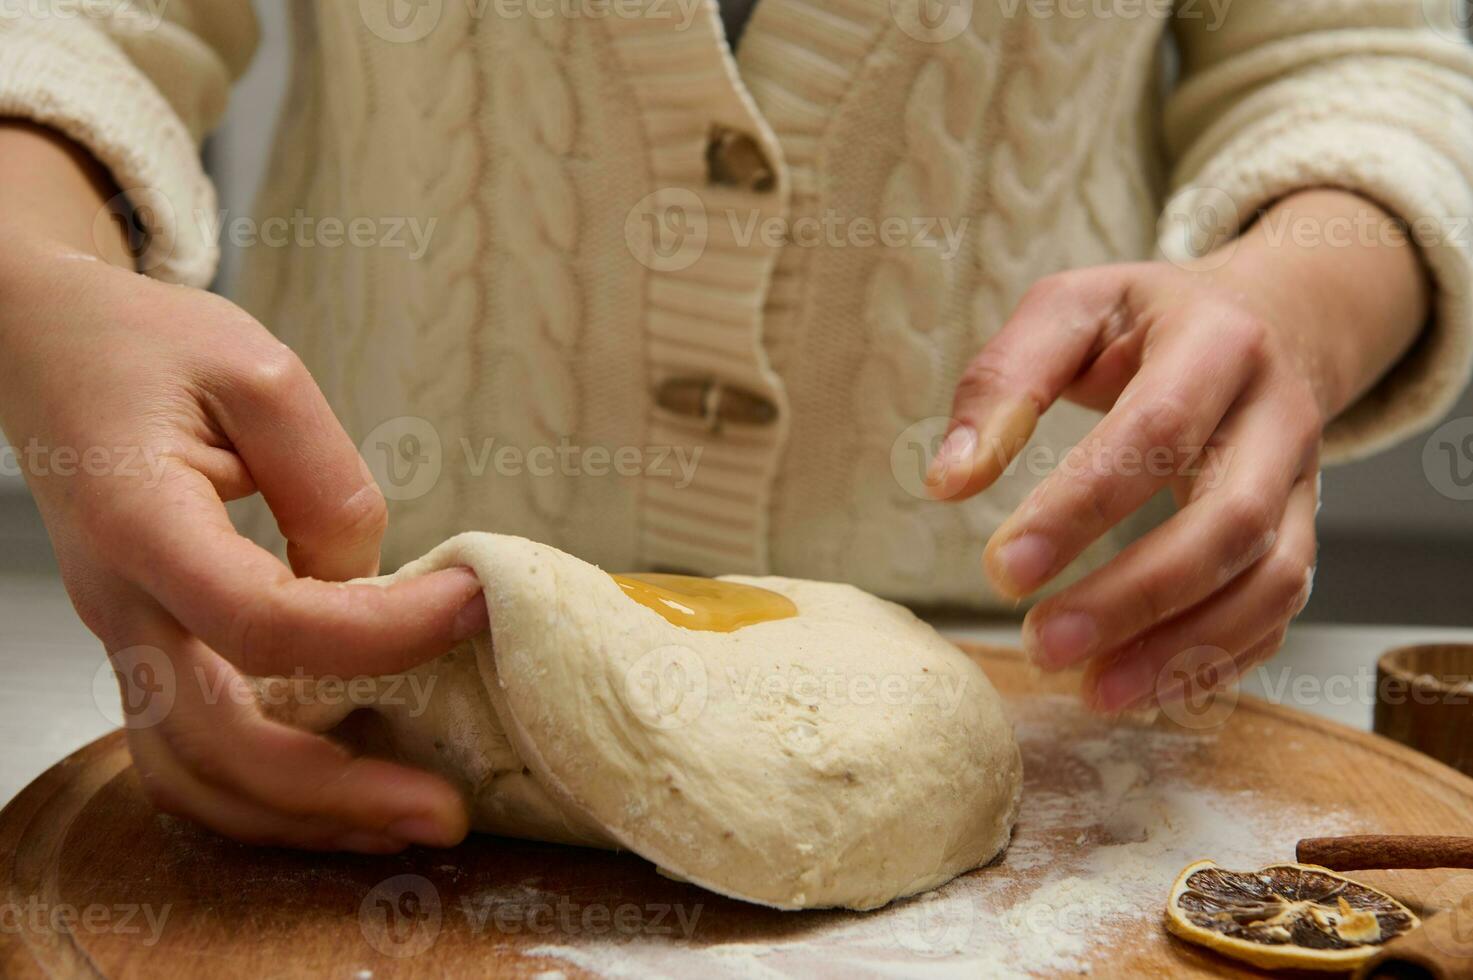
929 190 1429 714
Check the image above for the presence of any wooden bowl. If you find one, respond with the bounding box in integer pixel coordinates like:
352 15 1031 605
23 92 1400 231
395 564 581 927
1375 644 1473 777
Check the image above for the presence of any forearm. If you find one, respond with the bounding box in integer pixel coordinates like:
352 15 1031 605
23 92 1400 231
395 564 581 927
1206 189 1431 423
0 120 132 268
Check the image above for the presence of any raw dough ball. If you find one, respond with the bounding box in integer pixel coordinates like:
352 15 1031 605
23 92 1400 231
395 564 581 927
258 533 1022 910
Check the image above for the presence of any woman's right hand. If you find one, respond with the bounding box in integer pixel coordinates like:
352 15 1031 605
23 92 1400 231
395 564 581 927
0 126 485 853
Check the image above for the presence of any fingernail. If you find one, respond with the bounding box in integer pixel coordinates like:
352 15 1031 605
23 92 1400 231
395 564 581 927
452 593 489 641
990 534 1056 596
1026 611 1098 670
926 424 977 499
388 815 453 847
335 832 404 854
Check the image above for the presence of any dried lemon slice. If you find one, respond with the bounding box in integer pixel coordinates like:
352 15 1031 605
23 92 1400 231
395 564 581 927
1165 860 1419 972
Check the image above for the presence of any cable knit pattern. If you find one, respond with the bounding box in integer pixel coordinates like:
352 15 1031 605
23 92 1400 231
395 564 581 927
847 16 999 587
387 2 488 549
972 12 1117 326
313 2 375 414
14 0 1473 608
491 13 583 534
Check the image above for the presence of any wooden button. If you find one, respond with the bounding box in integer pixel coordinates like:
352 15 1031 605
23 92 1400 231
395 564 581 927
654 377 778 432
706 126 775 193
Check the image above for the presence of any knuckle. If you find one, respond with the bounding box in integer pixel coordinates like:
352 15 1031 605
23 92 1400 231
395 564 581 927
1076 474 1115 529
1223 312 1272 364
959 351 1011 390
1023 270 1088 308
1260 551 1312 616
954 355 1013 404
1122 572 1169 631
1284 386 1327 452
1128 394 1193 456
328 483 389 545
1215 493 1276 561
235 343 311 403
161 724 227 788
1021 272 1068 305
227 587 283 675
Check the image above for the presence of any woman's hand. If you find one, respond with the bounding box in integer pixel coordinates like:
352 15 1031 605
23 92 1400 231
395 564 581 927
930 190 1429 714
0 123 486 851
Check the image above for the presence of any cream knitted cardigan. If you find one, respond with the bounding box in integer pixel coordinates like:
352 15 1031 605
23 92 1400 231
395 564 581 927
2 0 1471 608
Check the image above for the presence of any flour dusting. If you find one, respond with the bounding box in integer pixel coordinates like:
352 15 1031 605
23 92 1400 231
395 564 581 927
520 696 1359 978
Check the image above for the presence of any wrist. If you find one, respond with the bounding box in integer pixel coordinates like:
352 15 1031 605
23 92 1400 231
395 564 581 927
0 120 134 268
0 224 123 385
1203 189 1429 421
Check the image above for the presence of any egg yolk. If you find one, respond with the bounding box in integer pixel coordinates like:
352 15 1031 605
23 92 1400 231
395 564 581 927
611 573 797 632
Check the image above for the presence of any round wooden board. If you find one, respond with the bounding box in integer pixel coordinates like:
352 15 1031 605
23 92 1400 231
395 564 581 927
4 644 1473 979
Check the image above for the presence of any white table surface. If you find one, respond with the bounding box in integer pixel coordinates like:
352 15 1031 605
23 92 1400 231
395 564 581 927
2 569 1469 808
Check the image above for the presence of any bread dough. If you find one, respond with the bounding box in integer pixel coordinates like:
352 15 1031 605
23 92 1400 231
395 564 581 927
256 533 1022 910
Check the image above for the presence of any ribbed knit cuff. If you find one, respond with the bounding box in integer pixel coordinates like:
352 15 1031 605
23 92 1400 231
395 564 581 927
0 19 219 286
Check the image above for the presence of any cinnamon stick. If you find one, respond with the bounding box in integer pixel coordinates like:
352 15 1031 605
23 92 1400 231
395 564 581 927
1297 836 1473 871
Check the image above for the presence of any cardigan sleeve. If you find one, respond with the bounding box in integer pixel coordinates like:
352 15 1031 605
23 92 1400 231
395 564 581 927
0 2 259 287
1160 0 1473 463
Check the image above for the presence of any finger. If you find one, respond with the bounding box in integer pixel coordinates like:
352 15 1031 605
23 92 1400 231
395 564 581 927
982 311 1262 599
927 269 1147 501
175 429 256 502
130 728 407 853
1092 628 1285 719
204 343 386 581
120 612 470 848
106 464 488 677
1155 628 1288 711
1079 475 1318 714
1022 385 1316 671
